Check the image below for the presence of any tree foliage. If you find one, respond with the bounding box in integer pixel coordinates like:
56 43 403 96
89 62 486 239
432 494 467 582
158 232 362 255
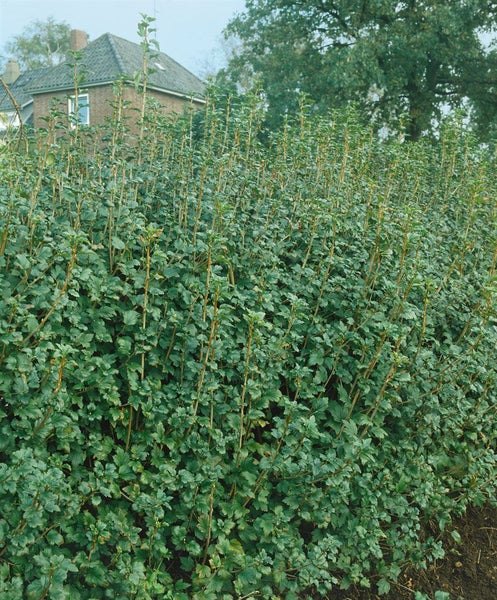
469 45 497 141
5 17 72 70
223 0 497 139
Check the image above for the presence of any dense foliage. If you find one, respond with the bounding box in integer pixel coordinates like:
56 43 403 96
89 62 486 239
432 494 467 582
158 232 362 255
223 0 497 140
0 96 496 599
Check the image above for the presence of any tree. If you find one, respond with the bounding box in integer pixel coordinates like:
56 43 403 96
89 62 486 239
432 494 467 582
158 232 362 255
223 1 497 139
466 46 497 142
5 17 72 70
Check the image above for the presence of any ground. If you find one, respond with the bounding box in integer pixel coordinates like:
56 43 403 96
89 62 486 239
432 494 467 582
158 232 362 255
330 504 497 600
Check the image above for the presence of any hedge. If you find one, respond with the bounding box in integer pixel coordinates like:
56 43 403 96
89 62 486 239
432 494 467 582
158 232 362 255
0 96 496 599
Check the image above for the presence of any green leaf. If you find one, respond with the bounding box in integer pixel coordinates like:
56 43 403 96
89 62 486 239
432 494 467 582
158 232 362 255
123 310 139 325
450 530 462 544
111 236 126 250
16 253 30 269
236 567 259 587
377 579 391 595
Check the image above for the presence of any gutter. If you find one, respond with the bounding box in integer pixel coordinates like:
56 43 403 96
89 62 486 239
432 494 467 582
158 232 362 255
29 80 206 105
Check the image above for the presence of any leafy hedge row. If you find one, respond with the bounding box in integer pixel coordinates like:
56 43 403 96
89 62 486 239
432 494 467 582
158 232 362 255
1 97 496 598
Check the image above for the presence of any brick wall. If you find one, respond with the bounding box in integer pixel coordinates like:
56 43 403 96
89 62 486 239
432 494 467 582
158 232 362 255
33 84 204 132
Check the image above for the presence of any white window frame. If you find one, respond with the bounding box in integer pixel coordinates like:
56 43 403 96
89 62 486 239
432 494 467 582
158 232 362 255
68 93 90 126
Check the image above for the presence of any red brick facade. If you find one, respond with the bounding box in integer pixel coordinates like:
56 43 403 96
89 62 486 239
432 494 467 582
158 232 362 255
33 84 203 131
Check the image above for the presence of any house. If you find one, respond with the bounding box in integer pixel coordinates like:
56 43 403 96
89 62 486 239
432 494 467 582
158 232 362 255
0 60 49 130
0 29 206 133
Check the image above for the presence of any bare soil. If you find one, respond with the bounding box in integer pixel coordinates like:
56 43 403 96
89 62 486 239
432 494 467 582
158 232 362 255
328 504 497 599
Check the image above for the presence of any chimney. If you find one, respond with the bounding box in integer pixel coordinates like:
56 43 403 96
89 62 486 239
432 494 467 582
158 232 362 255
70 29 88 51
3 59 21 84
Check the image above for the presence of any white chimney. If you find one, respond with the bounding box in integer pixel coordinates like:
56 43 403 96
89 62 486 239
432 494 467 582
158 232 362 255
3 60 21 84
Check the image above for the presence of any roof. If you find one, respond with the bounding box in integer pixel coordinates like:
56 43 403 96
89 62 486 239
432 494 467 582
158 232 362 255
27 33 206 99
0 67 50 112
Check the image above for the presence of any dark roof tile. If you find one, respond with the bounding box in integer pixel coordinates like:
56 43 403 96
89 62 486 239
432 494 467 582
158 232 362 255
0 67 50 111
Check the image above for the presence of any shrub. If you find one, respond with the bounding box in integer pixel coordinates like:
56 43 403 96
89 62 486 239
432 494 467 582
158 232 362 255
0 99 496 598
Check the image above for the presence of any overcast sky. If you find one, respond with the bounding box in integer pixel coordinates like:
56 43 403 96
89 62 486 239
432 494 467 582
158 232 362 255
0 0 246 76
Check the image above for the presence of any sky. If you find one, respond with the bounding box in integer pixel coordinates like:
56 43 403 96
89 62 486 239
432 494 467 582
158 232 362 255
0 0 246 76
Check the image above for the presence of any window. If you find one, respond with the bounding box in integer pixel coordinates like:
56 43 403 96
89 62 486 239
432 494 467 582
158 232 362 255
68 93 90 126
